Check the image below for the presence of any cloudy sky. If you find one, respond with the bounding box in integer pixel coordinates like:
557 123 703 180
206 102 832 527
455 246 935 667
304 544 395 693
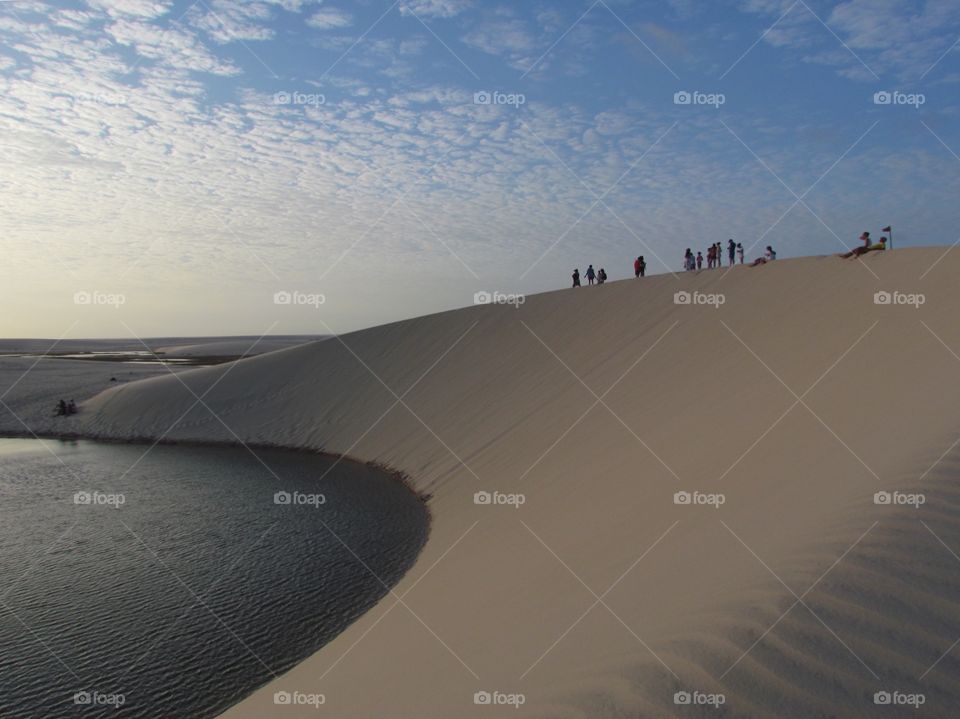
1 0 958 338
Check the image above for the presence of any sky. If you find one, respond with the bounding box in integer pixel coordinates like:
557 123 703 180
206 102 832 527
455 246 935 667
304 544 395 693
1 0 958 339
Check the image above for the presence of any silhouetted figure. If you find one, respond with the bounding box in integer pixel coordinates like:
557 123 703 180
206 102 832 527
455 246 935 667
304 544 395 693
572 268 581 287
597 268 607 284
637 256 646 277
737 243 744 264
696 251 703 270
585 265 596 285
55 399 67 416
727 239 736 267
67 400 77 415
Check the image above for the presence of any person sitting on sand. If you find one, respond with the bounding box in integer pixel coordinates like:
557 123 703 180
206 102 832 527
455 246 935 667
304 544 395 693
585 265 596 286
840 235 886 259
749 246 776 267
55 399 67 416
572 268 581 287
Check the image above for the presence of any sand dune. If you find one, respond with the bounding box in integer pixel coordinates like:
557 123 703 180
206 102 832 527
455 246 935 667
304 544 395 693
77 247 960 717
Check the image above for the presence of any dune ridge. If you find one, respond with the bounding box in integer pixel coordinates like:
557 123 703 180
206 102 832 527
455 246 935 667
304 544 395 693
77 247 960 717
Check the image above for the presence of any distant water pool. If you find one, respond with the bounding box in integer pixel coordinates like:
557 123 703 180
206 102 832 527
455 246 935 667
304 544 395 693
0 438 429 718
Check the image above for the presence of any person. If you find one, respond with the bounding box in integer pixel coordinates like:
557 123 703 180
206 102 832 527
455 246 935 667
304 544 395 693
637 256 646 277
597 268 607 284
706 244 714 269
840 236 886 259
727 239 736 267
634 256 641 278
67 400 77 415
572 268 581 287
749 246 776 267
55 399 67 416
736 242 744 264
585 265 596 285
683 249 693 271
696 251 703 270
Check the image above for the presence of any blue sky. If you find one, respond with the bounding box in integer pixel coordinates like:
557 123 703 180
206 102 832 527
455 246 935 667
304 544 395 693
1 0 958 337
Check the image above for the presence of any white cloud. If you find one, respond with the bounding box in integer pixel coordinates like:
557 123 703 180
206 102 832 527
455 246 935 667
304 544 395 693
85 0 173 20
307 7 353 30
399 0 471 19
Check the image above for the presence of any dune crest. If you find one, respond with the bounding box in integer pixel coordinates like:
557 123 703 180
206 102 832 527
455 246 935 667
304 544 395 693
79 248 960 717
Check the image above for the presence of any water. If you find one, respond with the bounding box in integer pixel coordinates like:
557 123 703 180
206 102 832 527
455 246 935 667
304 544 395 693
0 438 429 718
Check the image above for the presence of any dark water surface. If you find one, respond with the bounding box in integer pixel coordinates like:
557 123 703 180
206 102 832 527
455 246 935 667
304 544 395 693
0 438 429 718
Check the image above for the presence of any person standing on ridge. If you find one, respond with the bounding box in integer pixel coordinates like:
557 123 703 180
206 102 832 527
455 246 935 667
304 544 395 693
736 243 744 264
572 268 581 287
585 265 596 285
638 256 646 277
727 239 736 267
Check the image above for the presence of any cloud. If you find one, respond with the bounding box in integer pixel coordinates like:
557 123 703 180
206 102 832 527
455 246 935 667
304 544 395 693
189 1 275 44
85 0 172 20
307 7 353 30
399 0 471 19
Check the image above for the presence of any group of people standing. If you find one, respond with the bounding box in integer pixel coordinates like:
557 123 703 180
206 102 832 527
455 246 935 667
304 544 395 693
572 265 608 286
572 257 647 287
684 239 745 271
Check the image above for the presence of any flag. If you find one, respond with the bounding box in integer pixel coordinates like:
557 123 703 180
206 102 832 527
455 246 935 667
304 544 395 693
882 226 892 232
